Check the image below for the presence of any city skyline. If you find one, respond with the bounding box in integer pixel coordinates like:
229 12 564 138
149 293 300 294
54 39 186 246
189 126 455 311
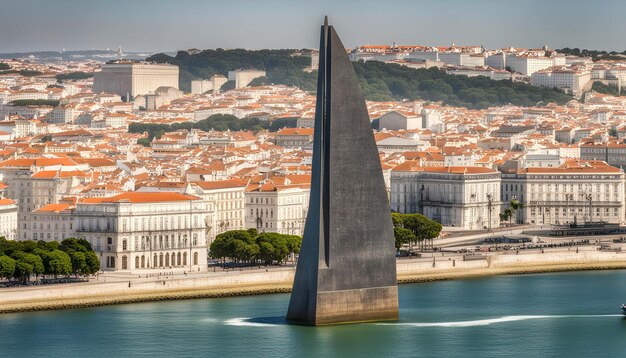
1 0 625 53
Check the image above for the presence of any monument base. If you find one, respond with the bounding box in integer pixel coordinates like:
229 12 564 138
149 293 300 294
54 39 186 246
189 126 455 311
288 286 399 326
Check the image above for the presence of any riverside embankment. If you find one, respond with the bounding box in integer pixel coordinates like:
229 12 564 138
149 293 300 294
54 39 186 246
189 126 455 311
2 247 626 314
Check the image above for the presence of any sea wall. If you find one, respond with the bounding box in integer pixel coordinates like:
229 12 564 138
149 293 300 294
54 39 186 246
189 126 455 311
0 269 295 308
2 250 626 313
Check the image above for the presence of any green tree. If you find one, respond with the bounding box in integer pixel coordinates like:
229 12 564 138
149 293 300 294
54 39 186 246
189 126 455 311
501 208 514 227
499 211 510 224
46 250 72 277
209 229 255 263
85 252 101 274
391 212 404 228
284 235 302 255
69 251 87 277
0 255 16 279
256 233 290 264
400 213 442 250
393 227 416 250
11 252 44 283
258 241 275 265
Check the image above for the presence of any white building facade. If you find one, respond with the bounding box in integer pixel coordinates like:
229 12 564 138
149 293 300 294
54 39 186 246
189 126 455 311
501 161 625 225
391 164 501 230
93 61 179 98
245 176 310 235
73 192 208 273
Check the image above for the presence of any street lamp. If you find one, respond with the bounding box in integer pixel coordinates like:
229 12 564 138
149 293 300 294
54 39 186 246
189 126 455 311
256 215 263 232
487 194 493 232
565 193 574 225
580 192 593 223
512 194 518 225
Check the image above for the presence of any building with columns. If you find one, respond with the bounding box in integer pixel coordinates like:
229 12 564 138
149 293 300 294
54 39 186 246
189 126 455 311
73 192 208 272
391 162 501 230
501 160 625 225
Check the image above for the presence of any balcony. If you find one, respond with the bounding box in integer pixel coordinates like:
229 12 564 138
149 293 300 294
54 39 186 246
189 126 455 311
528 200 622 207
76 226 116 233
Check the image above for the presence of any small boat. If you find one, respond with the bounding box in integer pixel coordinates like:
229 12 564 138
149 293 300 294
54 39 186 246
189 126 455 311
621 304 626 315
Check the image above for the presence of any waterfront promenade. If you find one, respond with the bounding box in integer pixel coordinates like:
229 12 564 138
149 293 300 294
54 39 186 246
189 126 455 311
2 245 626 314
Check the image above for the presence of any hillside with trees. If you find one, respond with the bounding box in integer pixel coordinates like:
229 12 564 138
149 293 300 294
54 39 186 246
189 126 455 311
557 48 626 61
148 49 573 109
591 82 625 97
147 49 316 92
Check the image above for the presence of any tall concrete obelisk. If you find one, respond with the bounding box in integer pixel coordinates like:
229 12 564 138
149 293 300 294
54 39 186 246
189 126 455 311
286 17 399 326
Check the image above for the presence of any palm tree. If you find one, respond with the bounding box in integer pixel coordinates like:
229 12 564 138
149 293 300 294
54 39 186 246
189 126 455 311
509 200 524 225
501 208 514 227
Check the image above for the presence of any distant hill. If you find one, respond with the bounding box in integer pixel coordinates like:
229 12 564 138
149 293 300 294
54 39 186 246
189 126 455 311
146 49 316 93
148 49 573 109
0 50 168 63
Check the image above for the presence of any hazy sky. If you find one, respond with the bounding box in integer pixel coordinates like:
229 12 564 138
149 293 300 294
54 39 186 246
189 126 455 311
1 0 625 53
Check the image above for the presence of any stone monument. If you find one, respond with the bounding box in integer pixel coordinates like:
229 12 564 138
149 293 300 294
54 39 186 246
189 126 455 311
286 17 399 326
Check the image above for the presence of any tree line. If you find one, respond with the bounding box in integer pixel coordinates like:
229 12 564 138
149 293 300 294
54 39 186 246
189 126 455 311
147 48 573 109
9 99 60 107
353 61 572 109
128 114 298 141
56 71 93 82
392 213 443 251
557 48 626 61
146 49 314 92
0 69 43 77
209 229 301 266
591 82 624 97
0 237 100 284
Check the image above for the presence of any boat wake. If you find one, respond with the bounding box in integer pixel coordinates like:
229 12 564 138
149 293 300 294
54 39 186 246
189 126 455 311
224 317 283 327
219 314 622 328
376 314 622 328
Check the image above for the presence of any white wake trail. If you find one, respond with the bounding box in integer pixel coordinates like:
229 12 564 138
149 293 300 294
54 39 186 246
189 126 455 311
376 314 622 328
224 317 280 327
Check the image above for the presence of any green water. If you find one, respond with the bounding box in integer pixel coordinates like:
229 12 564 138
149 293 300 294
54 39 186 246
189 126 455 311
2 270 626 357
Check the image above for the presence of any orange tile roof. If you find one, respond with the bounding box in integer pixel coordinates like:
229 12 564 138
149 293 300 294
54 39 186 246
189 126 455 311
518 160 621 174
276 128 314 136
194 179 247 190
34 203 72 213
83 192 200 204
393 162 497 174
74 158 116 167
0 198 16 206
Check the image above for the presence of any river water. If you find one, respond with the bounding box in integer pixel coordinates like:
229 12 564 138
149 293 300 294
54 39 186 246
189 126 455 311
2 270 626 357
